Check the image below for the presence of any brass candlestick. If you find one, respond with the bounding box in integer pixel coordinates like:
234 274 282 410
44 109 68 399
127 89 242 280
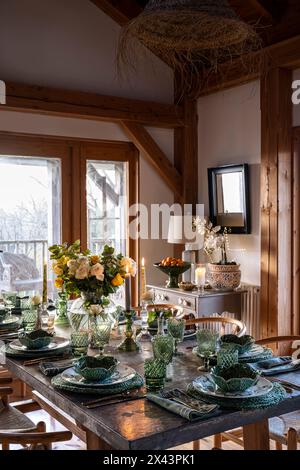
117 310 140 352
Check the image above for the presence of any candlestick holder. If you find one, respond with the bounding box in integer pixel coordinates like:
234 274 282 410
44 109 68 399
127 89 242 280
55 291 70 326
117 310 140 352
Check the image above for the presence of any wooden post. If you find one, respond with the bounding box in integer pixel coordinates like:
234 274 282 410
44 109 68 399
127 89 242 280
174 76 198 257
292 132 300 335
260 67 293 339
243 419 270 450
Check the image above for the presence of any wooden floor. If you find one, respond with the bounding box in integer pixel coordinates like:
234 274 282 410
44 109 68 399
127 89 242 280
1 408 298 451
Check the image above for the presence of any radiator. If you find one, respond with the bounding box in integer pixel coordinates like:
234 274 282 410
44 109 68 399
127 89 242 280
240 283 261 338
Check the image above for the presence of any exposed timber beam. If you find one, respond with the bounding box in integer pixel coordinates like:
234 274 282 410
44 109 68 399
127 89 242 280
121 120 182 200
260 67 293 341
199 34 300 97
2 82 184 129
247 0 275 21
89 0 141 26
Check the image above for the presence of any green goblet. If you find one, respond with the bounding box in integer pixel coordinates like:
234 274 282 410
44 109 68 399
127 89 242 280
167 318 185 356
196 329 219 371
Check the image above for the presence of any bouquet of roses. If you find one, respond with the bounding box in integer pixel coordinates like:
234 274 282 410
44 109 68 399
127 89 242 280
49 240 136 308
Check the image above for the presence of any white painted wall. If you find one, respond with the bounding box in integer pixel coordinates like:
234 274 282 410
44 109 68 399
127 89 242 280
197 81 261 286
0 0 175 285
0 0 173 103
293 69 300 126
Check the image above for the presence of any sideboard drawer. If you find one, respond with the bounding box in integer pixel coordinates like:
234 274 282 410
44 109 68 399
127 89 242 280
153 289 196 313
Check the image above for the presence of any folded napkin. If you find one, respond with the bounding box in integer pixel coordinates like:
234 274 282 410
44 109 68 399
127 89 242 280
252 358 300 376
147 391 219 422
39 358 75 377
257 357 292 369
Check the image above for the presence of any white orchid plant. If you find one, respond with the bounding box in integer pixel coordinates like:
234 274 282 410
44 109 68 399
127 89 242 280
193 217 235 265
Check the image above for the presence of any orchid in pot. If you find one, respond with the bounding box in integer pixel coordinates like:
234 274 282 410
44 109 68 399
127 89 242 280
193 218 241 290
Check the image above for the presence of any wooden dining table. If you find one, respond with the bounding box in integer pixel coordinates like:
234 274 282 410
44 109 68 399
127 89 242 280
5 329 300 450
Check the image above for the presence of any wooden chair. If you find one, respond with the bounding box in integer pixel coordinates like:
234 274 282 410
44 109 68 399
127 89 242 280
0 384 72 450
213 335 300 451
190 316 246 450
185 316 246 337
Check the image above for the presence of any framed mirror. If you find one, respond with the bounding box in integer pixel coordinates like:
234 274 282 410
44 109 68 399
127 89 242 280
208 164 251 234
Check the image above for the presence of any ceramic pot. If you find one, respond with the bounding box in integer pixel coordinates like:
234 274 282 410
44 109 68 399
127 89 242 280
207 263 241 290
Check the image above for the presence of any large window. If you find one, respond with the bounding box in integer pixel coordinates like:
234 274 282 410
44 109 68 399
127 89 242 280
87 160 127 255
0 135 139 301
0 156 61 297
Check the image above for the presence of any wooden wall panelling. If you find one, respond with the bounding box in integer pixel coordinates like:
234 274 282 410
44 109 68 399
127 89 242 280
260 67 293 339
3 82 184 129
292 131 300 335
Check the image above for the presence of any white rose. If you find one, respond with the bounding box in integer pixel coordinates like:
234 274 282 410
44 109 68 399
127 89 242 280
75 265 89 280
78 256 90 267
120 257 137 277
67 259 78 276
90 263 104 281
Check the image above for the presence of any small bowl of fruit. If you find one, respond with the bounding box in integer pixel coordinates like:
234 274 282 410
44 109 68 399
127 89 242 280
154 257 191 288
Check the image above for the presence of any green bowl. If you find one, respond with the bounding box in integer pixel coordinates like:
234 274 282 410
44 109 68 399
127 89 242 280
75 355 119 382
154 262 191 288
220 334 255 354
210 364 259 393
18 330 53 350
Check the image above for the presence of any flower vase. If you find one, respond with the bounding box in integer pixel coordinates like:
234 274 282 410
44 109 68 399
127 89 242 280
117 310 140 352
55 291 70 326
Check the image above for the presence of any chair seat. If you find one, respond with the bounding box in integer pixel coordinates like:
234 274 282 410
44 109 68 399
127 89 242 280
0 404 36 433
269 412 300 444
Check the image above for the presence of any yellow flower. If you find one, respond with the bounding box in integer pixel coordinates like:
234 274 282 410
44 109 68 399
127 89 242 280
53 265 64 276
111 273 124 287
60 256 70 265
90 255 100 265
55 277 64 289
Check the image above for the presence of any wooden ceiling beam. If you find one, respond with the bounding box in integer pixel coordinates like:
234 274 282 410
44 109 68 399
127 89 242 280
247 0 275 22
89 0 141 25
2 82 184 129
199 34 300 97
121 120 182 199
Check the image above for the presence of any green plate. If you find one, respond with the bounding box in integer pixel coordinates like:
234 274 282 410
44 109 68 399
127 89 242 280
9 337 70 353
61 364 136 388
193 375 273 399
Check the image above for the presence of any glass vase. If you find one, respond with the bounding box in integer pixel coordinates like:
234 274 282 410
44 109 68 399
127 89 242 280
55 291 69 326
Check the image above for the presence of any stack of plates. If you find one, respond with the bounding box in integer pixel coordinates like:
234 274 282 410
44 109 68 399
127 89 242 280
0 315 20 331
51 364 144 395
5 336 70 359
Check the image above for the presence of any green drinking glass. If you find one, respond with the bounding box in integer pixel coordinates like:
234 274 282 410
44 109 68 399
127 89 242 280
71 331 89 357
167 318 185 356
196 329 219 371
144 358 166 392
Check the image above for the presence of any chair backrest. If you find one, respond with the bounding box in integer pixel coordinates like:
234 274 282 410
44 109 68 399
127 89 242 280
0 387 72 450
0 421 72 450
185 317 247 337
256 335 300 355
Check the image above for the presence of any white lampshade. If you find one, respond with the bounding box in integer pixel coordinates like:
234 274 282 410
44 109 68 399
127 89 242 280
167 216 185 244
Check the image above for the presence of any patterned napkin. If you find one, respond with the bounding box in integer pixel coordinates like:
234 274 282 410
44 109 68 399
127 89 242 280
51 371 144 396
147 392 219 422
39 359 75 377
186 382 286 410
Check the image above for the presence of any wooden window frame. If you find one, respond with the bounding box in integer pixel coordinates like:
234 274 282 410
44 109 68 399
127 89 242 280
0 132 139 304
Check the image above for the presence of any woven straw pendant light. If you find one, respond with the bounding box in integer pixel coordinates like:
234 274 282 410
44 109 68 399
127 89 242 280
118 0 262 95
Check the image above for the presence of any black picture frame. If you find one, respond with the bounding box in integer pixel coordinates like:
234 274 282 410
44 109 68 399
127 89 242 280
208 164 251 234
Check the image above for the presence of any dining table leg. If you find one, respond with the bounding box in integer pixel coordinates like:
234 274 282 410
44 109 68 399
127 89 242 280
243 419 270 450
85 429 113 450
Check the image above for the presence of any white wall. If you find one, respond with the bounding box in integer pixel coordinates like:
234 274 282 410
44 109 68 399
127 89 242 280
0 0 173 103
0 0 175 285
197 81 261 286
293 69 300 126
